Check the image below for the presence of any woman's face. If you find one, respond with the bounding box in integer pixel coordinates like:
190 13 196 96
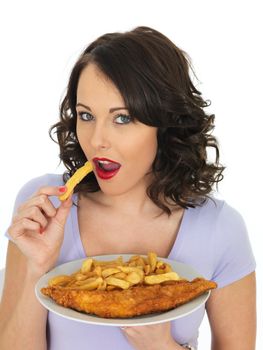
76 63 158 196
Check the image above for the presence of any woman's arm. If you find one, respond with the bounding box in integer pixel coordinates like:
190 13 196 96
0 185 72 350
0 242 48 350
206 272 256 350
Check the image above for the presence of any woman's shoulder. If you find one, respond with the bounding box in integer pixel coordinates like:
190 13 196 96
182 196 256 288
203 198 256 287
19 173 64 191
186 196 248 242
196 196 243 224
198 196 253 259
13 173 65 207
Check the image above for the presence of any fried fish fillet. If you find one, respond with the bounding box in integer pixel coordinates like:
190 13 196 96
41 277 217 318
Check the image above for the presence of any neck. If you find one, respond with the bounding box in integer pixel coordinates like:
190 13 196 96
82 177 164 217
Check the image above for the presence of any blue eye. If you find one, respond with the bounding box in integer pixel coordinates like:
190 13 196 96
115 114 132 124
78 112 94 121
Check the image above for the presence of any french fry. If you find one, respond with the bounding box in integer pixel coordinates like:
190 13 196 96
81 258 93 274
121 266 143 277
47 253 182 293
72 276 97 286
155 262 172 274
129 255 140 261
48 275 72 287
93 256 123 267
59 161 93 201
118 266 143 273
148 252 157 272
136 257 145 267
113 272 127 279
144 272 180 285
125 272 142 285
97 280 107 291
156 261 164 269
144 264 151 275
75 273 88 281
71 277 103 290
101 268 121 278
105 277 130 290
164 263 172 273
93 266 102 277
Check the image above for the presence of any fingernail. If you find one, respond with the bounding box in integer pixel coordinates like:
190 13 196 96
59 186 67 193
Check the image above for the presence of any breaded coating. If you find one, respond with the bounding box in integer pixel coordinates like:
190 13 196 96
41 277 217 318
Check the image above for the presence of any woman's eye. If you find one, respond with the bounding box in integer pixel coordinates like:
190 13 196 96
78 112 94 121
114 114 132 124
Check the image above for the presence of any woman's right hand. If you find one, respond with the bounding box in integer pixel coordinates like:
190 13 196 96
8 186 72 276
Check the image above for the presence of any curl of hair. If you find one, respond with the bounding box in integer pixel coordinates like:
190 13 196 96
49 26 225 216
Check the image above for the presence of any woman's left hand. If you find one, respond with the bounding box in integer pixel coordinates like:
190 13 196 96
121 322 180 350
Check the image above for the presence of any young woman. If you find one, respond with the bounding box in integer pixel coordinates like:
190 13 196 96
0 26 256 350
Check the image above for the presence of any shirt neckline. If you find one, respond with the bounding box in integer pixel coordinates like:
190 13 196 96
71 193 190 259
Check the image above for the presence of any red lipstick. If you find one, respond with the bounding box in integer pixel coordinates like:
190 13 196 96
93 157 121 180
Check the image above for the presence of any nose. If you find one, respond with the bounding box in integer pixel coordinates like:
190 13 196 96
89 122 111 151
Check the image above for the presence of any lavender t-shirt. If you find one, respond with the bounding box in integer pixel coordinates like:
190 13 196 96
5 174 256 349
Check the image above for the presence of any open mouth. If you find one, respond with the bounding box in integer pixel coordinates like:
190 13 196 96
93 157 121 180
97 160 121 171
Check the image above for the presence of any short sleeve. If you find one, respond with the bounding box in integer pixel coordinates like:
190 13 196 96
212 202 256 288
4 174 64 240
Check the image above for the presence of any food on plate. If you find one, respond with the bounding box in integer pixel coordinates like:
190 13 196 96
41 253 217 318
59 161 93 201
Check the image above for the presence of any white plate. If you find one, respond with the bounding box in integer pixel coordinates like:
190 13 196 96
35 254 211 327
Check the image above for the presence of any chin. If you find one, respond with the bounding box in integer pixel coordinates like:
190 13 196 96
99 185 129 197
96 172 149 197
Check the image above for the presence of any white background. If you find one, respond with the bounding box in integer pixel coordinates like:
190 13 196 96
0 0 262 348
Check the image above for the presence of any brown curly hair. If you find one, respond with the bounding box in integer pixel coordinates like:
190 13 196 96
49 26 224 215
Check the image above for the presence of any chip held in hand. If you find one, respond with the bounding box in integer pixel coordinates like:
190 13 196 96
59 161 93 201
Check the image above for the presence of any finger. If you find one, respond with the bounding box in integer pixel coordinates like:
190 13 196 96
36 185 67 197
8 218 41 239
54 195 73 226
18 186 66 216
18 185 66 209
19 195 57 218
35 186 67 218
13 206 48 229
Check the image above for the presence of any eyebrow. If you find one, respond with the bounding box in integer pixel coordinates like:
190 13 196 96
76 103 128 113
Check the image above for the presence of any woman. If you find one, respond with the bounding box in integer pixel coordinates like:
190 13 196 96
0 26 256 350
